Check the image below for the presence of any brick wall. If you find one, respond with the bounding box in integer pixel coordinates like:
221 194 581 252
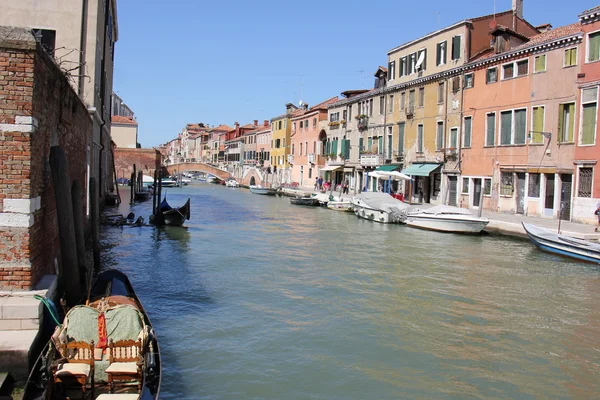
0 28 91 289
114 148 160 181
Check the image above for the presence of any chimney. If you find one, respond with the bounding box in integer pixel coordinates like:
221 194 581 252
512 0 523 27
235 122 240 138
254 119 258 126
263 120 269 126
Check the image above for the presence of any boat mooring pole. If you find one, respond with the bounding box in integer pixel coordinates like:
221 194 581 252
477 180 485 218
152 170 158 215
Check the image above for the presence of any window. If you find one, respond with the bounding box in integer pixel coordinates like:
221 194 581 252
293 122 296 131
581 87 598 145
436 41 447 66
449 128 458 148
484 178 491 195
564 48 577 67
462 178 469 193
388 95 394 113
369 99 374 117
528 173 541 197
416 49 427 71
502 59 528 79
348 105 352 120
451 35 461 60
486 67 498 84
578 167 593 197
409 52 417 74
463 117 472 148
400 92 406 110
531 106 545 144
330 112 339 122
359 137 364 152
438 82 445 104
534 54 546 73
400 57 407 77
464 73 474 88
379 96 384 115
388 60 396 80
417 124 424 152
408 90 415 109
342 110 347 121
398 122 405 153
418 87 424 107
299 142 302 155
500 109 527 145
558 103 575 142
387 127 393 159
313 117 317 127
587 31 600 63
436 121 444 150
500 172 513 196
32 29 56 56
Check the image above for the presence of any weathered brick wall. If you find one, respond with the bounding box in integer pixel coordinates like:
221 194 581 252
0 31 91 289
114 148 160 181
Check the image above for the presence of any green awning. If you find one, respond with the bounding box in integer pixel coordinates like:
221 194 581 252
374 165 399 172
402 163 442 177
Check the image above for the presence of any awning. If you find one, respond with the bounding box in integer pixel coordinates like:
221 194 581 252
375 165 399 172
402 163 442 177
320 165 342 172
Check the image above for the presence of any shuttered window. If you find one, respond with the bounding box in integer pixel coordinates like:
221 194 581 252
588 31 600 62
436 121 444 150
436 41 447 66
531 106 544 144
417 125 424 152
449 128 458 148
534 55 546 73
451 35 461 60
359 137 364 152
558 103 575 142
528 173 540 197
581 87 598 145
378 136 383 154
564 48 577 66
463 117 472 148
514 109 527 144
367 137 373 151
398 123 405 154
500 111 512 145
486 113 496 146
486 67 497 84
418 87 424 107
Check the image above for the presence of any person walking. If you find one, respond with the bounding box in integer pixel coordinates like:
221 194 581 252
342 179 349 195
314 177 319 191
595 202 600 232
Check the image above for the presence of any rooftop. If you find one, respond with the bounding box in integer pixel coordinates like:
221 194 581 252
111 115 138 125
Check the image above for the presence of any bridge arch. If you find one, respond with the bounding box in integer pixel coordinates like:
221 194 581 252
166 162 232 180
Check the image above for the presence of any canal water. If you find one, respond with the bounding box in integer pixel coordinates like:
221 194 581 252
103 184 600 400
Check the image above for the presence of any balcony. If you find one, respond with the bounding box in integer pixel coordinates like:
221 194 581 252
393 151 404 163
360 153 384 167
445 148 458 160
357 116 368 131
308 153 315 164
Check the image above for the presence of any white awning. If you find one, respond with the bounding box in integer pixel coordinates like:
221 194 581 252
377 171 412 180
320 165 343 172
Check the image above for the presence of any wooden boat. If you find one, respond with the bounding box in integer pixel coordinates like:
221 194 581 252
405 205 489 234
350 192 409 224
23 269 161 400
249 185 278 195
158 197 190 227
522 222 600 264
327 200 354 212
290 197 319 206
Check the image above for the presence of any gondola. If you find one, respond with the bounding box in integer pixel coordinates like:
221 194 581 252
289 197 319 206
158 197 191 226
23 269 161 400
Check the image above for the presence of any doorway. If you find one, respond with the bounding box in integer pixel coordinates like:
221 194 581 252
473 178 482 208
560 174 572 221
516 173 525 214
545 174 555 213
448 176 457 206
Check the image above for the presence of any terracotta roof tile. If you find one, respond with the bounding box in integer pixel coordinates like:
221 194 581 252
308 96 339 111
111 115 137 125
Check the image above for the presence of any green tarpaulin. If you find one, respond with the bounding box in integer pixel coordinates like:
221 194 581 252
374 165 398 172
402 163 441 177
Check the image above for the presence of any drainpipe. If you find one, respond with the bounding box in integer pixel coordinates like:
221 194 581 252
78 0 88 97
98 0 111 199
442 77 450 205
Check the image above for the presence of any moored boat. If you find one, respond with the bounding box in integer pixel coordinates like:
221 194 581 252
327 200 354 212
158 197 191 226
23 269 161 400
225 178 239 188
290 197 320 206
249 185 278 195
405 205 489 234
522 222 600 264
351 192 410 224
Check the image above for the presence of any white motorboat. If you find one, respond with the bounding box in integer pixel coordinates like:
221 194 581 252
249 185 278 195
160 178 178 187
405 205 489 233
350 192 410 223
225 178 239 188
327 200 353 212
522 222 600 264
206 175 218 184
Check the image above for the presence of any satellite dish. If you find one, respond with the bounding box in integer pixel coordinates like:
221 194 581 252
299 100 303 106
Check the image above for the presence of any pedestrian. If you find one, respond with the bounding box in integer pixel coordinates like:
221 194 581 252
342 179 349 194
318 177 323 191
595 202 600 232
314 177 319 190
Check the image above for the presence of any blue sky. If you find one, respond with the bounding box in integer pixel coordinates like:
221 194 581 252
113 0 595 147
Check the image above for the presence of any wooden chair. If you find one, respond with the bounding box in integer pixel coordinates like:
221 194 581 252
105 339 143 392
53 340 95 397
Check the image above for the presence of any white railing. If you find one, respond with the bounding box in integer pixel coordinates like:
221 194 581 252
360 154 384 166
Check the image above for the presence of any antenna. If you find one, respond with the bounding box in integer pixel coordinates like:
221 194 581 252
356 69 365 86
299 75 304 104
434 12 440 27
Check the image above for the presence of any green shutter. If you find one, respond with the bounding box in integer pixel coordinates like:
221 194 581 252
486 114 495 146
514 109 526 144
368 137 373 151
398 123 404 153
582 103 597 145
436 43 441 65
436 122 444 150
535 55 546 72
340 139 346 158
589 32 600 62
567 103 575 142
501 111 512 145
464 117 472 147
557 104 564 141
532 107 544 143
344 139 351 159
359 137 364 152
452 36 461 60
378 137 383 153
332 139 338 155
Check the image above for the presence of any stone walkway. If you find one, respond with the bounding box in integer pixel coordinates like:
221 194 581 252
279 187 600 241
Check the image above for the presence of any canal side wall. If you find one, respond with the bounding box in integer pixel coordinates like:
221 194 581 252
0 28 91 290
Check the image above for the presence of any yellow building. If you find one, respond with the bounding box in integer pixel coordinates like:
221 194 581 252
270 103 300 183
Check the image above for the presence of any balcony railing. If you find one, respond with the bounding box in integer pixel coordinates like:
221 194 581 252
357 116 368 131
360 153 384 167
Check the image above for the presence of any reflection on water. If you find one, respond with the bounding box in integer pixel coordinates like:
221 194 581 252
102 185 600 400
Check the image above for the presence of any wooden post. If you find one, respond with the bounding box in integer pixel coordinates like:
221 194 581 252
71 181 87 289
477 180 485 218
152 170 158 215
90 177 101 274
49 146 82 305
111 146 121 204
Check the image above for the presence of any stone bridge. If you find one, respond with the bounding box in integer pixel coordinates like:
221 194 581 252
165 162 232 180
